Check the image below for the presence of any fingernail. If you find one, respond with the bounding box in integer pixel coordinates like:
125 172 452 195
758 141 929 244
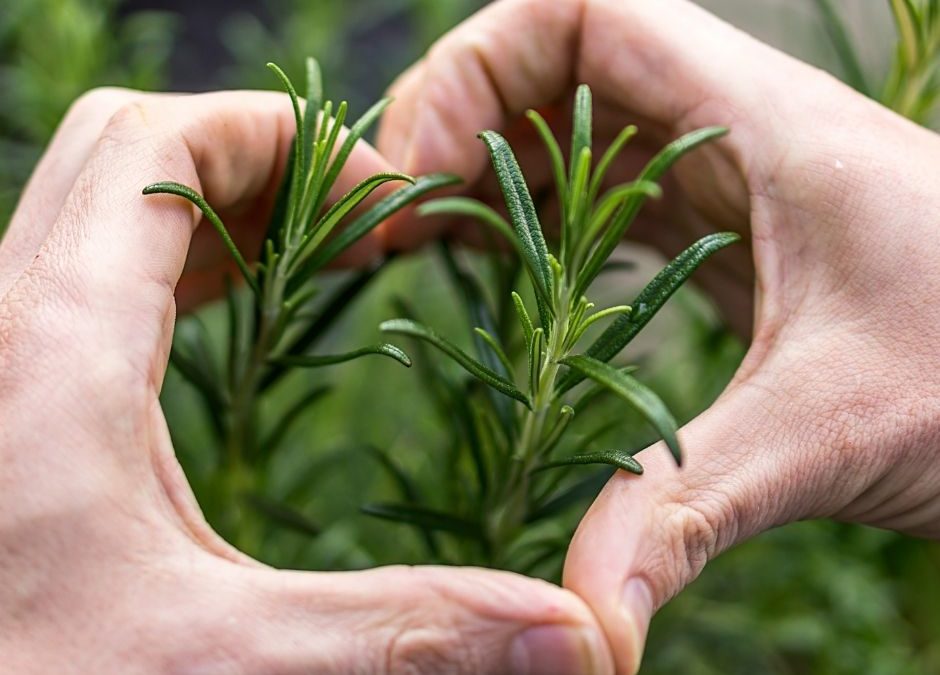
510 624 602 675
621 577 654 673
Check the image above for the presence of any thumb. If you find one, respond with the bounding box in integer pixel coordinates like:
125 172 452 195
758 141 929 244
210 563 616 675
562 355 866 675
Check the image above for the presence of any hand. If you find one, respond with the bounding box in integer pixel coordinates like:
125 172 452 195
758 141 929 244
377 0 940 672
0 89 614 674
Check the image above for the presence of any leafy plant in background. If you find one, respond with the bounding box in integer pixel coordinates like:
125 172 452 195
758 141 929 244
367 85 738 571
0 0 175 228
143 58 457 554
816 0 940 125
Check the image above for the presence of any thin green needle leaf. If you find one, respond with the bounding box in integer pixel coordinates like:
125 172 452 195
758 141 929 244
261 385 331 453
479 130 553 311
539 405 575 456
299 101 349 227
536 450 644 475
474 327 514 376
361 503 483 539
567 305 632 348
418 197 517 248
381 318 530 407
302 57 323 172
575 126 728 298
560 231 740 394
526 108 567 210
315 97 393 217
295 173 460 282
565 146 593 264
142 182 259 295
528 327 544 399
561 355 681 465
570 84 593 185
512 291 535 349
273 343 412 368
589 124 638 202
891 0 922 66
812 0 872 95
526 469 611 523
584 181 662 246
266 62 305 232
300 172 414 255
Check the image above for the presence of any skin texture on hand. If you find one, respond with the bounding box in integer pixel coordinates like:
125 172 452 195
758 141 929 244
376 0 940 673
0 91 615 674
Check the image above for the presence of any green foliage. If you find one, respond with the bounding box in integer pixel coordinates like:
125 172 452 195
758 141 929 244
371 85 738 569
145 60 456 554
0 0 176 228
816 0 940 124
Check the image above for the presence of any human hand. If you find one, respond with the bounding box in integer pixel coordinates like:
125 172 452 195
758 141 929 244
0 89 614 674
377 0 940 672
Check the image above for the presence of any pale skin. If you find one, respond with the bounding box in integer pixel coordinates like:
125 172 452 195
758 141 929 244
1 1 938 675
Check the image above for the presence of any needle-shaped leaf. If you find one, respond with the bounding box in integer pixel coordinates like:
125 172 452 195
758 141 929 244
266 62 305 232
574 126 728 298
361 503 483 540
314 97 393 218
474 327 514 376
560 231 740 394
526 109 568 208
526 469 611 523
536 449 644 475
570 84 593 185
891 0 922 66
380 318 530 407
142 182 259 295
300 172 413 256
512 291 534 349
294 173 461 282
273 343 412 368
479 130 553 309
588 124 638 202
528 327 544 398
560 355 681 465
302 57 323 172
418 197 517 249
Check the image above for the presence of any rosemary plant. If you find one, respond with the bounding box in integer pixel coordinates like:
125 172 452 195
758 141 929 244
817 0 940 125
144 59 456 554
370 85 739 571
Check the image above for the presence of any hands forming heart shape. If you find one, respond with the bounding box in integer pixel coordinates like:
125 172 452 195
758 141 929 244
2 1 940 673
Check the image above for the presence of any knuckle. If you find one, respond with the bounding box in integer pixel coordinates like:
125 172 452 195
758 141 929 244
64 86 143 129
384 624 481 675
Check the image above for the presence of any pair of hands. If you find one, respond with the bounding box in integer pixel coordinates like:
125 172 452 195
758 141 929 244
3 0 940 673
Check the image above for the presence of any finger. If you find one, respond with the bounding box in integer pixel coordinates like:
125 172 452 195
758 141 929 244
561 318 929 674
377 0 581 183
0 88 159 296
191 563 616 675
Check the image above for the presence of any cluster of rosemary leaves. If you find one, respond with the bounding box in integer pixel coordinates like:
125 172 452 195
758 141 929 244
365 85 739 570
145 59 456 554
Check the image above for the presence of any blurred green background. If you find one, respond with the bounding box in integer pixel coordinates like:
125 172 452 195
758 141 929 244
2 1 939 673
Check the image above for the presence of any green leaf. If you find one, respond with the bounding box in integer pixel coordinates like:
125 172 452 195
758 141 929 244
526 469 611 523
526 109 568 210
474 327 514 376
560 231 740 393
812 0 872 95
361 503 483 539
299 172 414 255
528 327 544 398
479 130 553 311
273 343 412 368
512 291 534 349
142 182 259 296
418 197 516 248
381 318 530 407
295 173 460 281
589 125 638 202
570 84 593 185
560 354 681 465
314 97 393 218
574 127 728 298
302 57 323 173
537 449 644 475
266 62 305 233
244 494 320 537
891 0 923 66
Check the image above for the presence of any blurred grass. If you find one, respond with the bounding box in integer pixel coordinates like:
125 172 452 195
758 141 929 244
2 1 940 673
